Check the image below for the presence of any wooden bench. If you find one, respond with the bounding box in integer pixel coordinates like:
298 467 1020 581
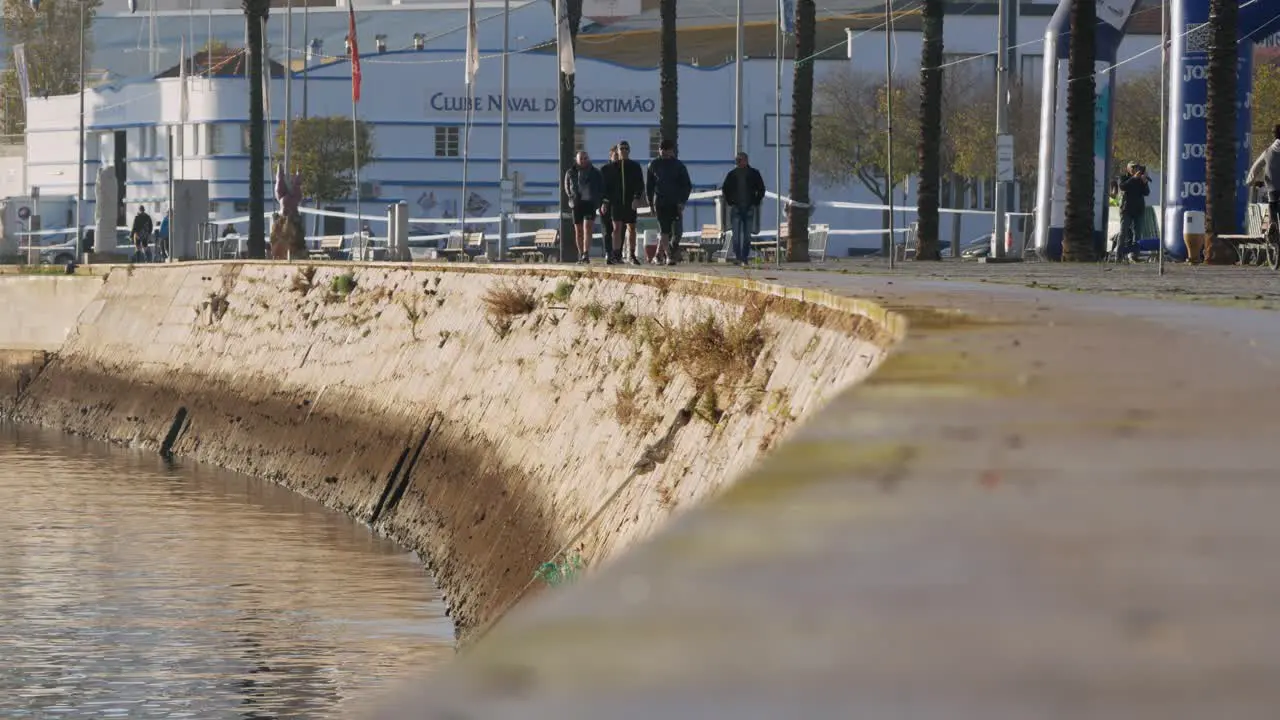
310 235 346 260
532 228 560 262
680 224 723 263
752 226 786 262
440 231 486 261
510 228 559 262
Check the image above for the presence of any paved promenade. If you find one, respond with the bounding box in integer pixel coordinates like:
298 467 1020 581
351 261 1276 718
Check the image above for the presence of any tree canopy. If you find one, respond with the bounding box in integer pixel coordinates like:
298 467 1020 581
276 117 375 203
1 0 101 136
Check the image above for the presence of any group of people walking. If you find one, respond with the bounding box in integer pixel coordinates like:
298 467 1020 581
563 139 768 267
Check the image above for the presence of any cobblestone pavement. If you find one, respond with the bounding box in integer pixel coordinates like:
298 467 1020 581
739 257 1280 309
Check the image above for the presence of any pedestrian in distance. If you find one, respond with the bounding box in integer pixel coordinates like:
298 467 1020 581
131 205 153 263
157 208 171 262
1114 161 1149 263
601 139 646 265
599 145 618 261
646 138 692 266
1247 123 1280 246
720 152 766 267
564 150 604 264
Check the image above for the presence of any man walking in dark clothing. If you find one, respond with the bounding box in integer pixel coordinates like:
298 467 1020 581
564 150 604 263
1115 161 1149 262
646 138 692 266
721 152 766 266
601 140 646 265
600 145 618 263
131 205 153 262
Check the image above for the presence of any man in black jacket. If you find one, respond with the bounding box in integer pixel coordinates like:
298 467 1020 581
600 145 618 262
564 151 604 263
721 152 767 266
1115 161 1149 262
646 138 692 266
131 206 153 262
601 140 646 265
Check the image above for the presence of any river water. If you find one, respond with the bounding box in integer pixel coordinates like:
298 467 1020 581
0 424 453 719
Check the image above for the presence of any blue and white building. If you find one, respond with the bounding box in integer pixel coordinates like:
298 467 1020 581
17 0 1169 255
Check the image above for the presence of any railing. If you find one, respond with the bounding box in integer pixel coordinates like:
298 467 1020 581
13 190 1039 264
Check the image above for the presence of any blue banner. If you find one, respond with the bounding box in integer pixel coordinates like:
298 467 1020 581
780 0 795 35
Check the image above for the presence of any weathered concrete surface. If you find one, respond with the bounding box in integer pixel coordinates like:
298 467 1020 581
809 256 1280 309
0 275 103 350
3 262 890 638
365 266 1280 719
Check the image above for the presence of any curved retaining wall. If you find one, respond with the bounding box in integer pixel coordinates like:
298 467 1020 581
2 263 898 637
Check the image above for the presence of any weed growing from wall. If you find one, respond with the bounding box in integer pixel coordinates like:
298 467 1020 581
483 280 538 337
534 553 585 587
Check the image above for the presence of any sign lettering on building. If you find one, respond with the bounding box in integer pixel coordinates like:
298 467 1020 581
426 91 658 116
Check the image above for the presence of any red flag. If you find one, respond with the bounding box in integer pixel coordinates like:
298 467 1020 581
347 4 361 103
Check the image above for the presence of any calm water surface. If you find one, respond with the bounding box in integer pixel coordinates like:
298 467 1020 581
0 424 453 718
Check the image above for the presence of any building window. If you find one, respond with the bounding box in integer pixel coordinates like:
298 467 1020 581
1020 54 1044 93
234 200 250 213
190 124 200 156
763 114 793 147
240 124 250 153
943 53 997 89
434 126 460 157
209 201 219 214
575 126 587 152
206 124 222 155
648 128 662 158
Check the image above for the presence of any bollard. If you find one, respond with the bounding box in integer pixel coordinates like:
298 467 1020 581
1183 210 1205 264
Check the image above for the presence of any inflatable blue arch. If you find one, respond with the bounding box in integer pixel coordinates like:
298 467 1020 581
1034 0 1278 260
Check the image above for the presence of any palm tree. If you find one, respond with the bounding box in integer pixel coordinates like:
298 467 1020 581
1062 0 1097 262
659 0 678 150
1204 0 1239 264
557 0 583 261
914 0 943 261
784 0 816 261
243 0 269 259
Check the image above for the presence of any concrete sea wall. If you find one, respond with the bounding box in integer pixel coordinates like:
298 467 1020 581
0 263 897 637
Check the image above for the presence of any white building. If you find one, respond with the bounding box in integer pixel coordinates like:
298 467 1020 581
19 1 1169 256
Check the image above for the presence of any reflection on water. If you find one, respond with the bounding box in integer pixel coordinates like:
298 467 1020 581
0 424 453 718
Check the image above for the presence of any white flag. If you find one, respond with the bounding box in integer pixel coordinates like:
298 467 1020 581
464 0 479 85
179 35 190 123
12 45 30 105
556 0 576 75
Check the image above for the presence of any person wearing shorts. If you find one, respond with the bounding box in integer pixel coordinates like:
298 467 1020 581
564 151 604 263
600 146 617 262
601 140 646 264
646 138 692 266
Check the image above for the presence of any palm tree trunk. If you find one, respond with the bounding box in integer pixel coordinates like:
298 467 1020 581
557 0 582 261
244 0 269 259
1204 0 1239 264
785 0 815 261
659 0 678 150
914 0 943 261
1062 0 1097 262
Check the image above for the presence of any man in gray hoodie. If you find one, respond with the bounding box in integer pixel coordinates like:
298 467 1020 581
1247 124 1280 241
564 151 604 263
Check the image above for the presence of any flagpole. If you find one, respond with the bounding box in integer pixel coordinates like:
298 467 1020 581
76 0 85 256
349 3 362 258
774 1 782 268
284 0 292 173
555 0 564 263
498 0 510 260
885 0 895 270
